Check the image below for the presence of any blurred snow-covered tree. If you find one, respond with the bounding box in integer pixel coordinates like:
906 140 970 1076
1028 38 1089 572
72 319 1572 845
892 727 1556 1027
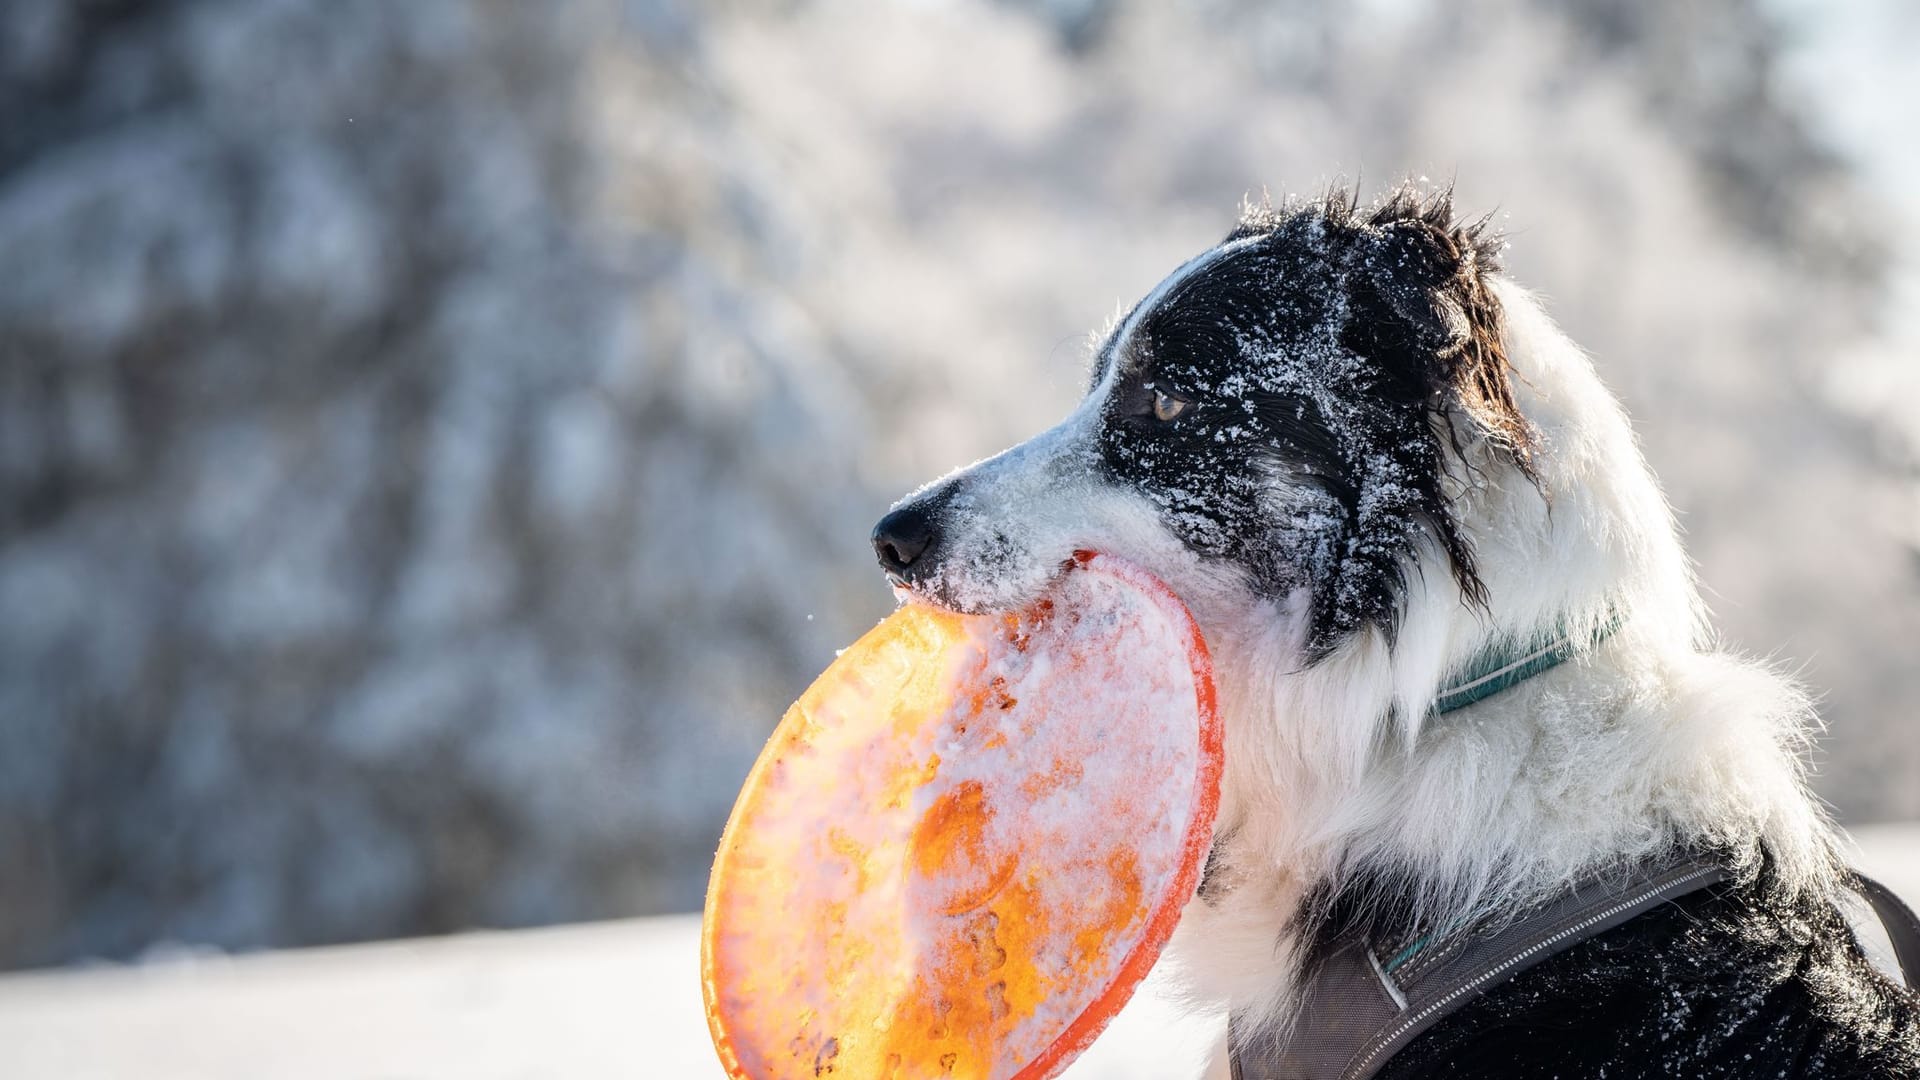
0 0 1912 968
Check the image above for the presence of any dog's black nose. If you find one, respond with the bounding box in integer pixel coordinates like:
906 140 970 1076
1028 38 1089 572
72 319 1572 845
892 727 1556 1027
872 505 938 575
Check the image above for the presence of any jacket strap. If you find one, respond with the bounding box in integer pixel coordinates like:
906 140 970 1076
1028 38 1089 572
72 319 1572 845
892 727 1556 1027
1851 871 1920 990
1228 853 1727 1080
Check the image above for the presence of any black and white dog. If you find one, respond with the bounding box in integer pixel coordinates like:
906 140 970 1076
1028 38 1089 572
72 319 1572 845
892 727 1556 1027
871 188 1920 1077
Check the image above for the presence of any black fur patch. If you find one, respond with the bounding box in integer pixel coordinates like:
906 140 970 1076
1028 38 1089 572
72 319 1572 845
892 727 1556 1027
1092 186 1535 653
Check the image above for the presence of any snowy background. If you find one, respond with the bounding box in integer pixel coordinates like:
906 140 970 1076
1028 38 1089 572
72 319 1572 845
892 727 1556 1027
0 0 1916 972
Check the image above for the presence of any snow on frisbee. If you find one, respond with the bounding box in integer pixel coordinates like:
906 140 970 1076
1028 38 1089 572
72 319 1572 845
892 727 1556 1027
702 551 1223 1080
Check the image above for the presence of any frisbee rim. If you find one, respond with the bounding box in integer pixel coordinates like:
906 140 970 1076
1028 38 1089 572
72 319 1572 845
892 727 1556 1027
700 552 1223 1080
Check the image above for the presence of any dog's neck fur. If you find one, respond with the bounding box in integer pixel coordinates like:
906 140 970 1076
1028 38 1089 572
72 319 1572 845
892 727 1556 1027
1166 277 1842 1034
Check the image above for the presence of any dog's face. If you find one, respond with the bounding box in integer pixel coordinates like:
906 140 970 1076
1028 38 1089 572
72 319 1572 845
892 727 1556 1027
874 192 1533 656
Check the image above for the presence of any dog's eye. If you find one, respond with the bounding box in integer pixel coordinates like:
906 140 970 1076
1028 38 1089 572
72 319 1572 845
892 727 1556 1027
1151 388 1189 422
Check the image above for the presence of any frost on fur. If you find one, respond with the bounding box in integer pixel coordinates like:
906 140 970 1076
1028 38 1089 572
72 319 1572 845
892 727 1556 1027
879 188 1848 1037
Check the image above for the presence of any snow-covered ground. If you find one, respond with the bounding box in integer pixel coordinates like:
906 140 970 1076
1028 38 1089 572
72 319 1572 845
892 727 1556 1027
2 825 1912 1080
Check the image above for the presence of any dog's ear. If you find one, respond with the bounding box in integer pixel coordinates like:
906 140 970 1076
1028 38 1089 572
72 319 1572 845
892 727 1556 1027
1350 197 1540 486
1358 217 1475 359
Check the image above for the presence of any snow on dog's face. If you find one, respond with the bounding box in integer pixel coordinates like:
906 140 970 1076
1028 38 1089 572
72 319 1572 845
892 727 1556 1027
874 190 1535 655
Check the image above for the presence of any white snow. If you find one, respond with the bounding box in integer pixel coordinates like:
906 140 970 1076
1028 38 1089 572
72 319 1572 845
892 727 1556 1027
1 825 1912 1079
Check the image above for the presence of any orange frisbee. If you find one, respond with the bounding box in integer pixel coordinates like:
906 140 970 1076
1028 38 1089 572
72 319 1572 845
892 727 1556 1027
701 552 1222 1080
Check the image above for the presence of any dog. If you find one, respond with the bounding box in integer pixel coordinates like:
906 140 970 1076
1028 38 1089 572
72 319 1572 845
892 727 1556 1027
870 187 1920 1077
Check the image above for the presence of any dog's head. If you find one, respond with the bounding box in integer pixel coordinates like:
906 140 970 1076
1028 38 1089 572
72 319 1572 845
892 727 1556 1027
874 189 1832 1023
874 188 1539 660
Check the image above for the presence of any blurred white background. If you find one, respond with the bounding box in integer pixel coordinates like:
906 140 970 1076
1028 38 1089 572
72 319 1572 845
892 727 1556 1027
0 0 1915 984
